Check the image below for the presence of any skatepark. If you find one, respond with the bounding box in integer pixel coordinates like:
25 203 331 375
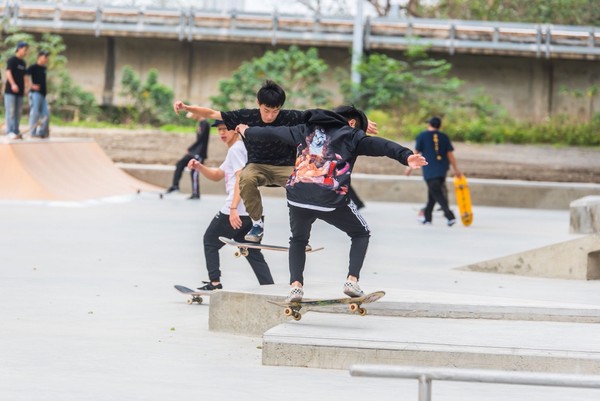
2 138 600 400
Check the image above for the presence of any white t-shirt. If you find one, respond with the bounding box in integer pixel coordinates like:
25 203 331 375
219 140 248 216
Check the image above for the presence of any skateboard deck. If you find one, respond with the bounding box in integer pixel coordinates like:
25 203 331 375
267 291 385 321
174 285 215 304
219 236 324 257
453 175 473 226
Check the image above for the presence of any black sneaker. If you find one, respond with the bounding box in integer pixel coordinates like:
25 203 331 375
165 185 179 194
189 194 200 200
197 281 222 291
244 224 264 243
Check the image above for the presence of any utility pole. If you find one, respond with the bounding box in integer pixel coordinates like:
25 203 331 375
351 0 365 85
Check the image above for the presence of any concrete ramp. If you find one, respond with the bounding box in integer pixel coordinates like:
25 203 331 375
0 138 161 201
462 234 600 280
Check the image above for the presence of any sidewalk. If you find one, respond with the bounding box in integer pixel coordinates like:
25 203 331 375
1 194 599 401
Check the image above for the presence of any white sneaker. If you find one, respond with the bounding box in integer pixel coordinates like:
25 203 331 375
7 132 17 140
286 286 304 302
343 280 365 297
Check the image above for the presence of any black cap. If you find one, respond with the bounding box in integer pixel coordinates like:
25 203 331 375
38 50 50 56
428 117 442 129
211 119 225 127
16 41 28 51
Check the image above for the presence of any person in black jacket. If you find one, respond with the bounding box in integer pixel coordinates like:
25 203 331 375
236 106 427 302
166 114 210 199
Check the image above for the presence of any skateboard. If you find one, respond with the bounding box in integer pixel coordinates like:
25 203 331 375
453 175 473 226
267 291 385 321
219 236 324 258
174 285 215 305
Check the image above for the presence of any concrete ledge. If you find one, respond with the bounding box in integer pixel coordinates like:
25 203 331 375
207 287 600 337
119 163 600 210
463 234 600 280
262 314 600 373
571 196 600 234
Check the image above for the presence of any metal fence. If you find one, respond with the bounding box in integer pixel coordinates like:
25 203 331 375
2 0 599 59
350 365 600 401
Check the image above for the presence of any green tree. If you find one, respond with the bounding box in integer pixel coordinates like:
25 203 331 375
341 45 464 115
120 66 175 125
210 45 332 110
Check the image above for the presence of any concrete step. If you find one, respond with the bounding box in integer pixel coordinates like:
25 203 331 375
262 314 600 373
208 285 600 337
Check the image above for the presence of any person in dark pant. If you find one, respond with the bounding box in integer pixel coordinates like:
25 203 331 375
26 50 50 138
166 114 210 199
236 106 427 301
4 41 29 139
187 120 273 290
408 116 461 226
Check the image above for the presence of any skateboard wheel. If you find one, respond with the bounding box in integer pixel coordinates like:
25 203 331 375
284 307 294 317
234 251 242 258
186 298 193 305
293 312 302 321
349 303 359 312
358 307 367 316
195 297 203 305
240 249 249 257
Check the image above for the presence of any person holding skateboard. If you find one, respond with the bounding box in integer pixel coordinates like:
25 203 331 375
187 120 274 291
236 106 427 302
407 116 461 226
173 80 374 244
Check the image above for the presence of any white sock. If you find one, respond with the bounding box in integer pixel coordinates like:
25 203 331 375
252 219 264 227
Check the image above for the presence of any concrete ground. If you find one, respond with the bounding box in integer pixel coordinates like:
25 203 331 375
2 193 600 401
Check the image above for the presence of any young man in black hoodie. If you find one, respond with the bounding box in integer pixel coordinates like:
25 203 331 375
236 106 427 301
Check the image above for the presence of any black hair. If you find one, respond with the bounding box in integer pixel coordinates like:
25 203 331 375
333 105 368 132
256 80 286 108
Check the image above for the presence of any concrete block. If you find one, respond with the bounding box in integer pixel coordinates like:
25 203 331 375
208 290 290 337
463 234 600 280
262 314 600 373
207 288 600 337
571 196 600 234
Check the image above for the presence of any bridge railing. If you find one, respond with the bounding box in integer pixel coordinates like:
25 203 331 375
350 365 600 401
1 1 599 59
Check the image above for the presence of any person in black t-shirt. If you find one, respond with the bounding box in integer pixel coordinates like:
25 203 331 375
165 114 210 199
4 41 29 139
173 81 376 242
26 50 50 138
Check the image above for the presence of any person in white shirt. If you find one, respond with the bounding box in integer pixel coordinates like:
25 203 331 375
187 120 273 291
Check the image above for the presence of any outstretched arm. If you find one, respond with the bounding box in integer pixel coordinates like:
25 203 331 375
236 124 301 146
173 101 222 120
357 136 427 168
187 159 224 182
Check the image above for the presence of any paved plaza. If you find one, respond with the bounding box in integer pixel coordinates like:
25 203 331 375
1 193 600 401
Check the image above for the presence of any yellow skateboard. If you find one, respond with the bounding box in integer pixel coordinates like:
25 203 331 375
453 175 473 226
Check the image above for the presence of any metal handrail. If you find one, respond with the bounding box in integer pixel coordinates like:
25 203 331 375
350 365 600 401
1 1 599 58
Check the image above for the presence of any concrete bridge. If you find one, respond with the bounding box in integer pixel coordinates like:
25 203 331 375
3 1 600 121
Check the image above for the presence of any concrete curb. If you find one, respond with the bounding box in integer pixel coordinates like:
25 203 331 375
119 163 600 210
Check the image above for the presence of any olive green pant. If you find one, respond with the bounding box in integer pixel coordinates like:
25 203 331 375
239 163 294 221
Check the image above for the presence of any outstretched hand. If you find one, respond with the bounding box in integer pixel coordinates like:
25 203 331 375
173 100 186 115
407 154 428 169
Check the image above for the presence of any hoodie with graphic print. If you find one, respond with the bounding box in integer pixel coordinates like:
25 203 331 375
243 109 414 210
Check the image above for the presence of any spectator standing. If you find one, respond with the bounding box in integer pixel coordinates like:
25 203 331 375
26 50 50 138
166 114 210 199
4 41 29 139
